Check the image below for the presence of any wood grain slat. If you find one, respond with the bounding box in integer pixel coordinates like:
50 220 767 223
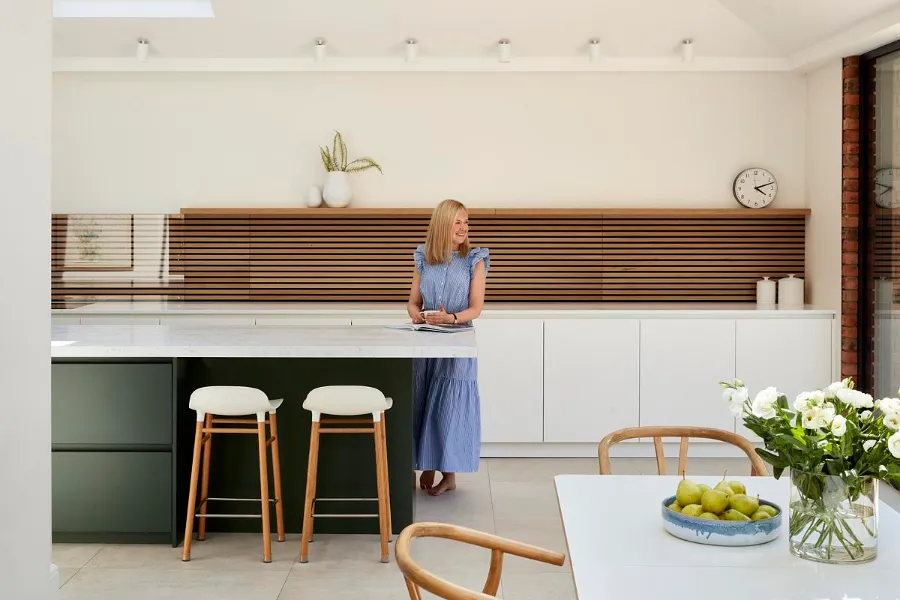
50 208 810 305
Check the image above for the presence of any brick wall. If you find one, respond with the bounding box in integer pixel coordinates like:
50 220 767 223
842 56 861 381
842 56 877 388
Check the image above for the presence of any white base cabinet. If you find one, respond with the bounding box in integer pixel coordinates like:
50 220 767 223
543 320 640 443
474 319 544 443
734 318 834 441
639 319 737 437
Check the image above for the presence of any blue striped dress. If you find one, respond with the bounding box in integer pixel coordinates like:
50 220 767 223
412 244 489 473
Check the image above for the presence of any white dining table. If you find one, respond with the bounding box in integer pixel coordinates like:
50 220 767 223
554 475 899 600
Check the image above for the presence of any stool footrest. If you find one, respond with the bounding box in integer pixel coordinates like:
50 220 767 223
313 497 377 502
204 497 277 503
311 513 380 518
195 513 263 519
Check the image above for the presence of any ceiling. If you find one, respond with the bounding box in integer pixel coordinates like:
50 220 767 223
52 0 900 70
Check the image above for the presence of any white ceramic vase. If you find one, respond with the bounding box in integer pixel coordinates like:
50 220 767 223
322 171 352 208
306 185 322 208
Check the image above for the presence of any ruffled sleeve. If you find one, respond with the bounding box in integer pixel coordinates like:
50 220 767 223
468 247 490 276
413 245 426 274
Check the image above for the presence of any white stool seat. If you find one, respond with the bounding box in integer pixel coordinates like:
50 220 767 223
302 385 392 419
189 386 282 421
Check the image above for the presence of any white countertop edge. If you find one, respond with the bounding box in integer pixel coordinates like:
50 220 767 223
52 301 837 318
50 323 478 359
51 346 477 359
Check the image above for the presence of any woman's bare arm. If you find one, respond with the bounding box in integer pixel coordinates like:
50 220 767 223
407 268 425 323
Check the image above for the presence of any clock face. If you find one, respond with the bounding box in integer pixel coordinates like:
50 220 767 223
733 168 777 208
874 168 900 208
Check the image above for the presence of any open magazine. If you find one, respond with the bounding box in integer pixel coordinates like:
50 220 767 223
387 323 474 333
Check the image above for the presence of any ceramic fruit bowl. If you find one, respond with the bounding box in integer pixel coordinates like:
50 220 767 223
661 495 782 546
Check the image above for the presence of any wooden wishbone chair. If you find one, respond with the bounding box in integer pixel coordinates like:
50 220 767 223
597 426 768 476
395 522 567 600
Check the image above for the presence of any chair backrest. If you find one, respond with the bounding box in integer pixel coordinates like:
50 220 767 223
597 426 768 476
395 522 567 600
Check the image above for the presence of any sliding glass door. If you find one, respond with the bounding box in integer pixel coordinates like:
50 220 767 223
863 45 900 397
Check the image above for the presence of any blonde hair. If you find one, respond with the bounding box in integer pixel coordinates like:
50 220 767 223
424 199 471 265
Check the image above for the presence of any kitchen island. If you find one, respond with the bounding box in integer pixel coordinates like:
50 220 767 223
50 322 476 546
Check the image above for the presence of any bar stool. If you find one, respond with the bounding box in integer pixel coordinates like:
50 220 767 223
299 385 392 564
181 386 285 563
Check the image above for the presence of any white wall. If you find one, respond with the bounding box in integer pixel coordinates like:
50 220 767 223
0 0 54 597
804 60 843 313
52 71 806 213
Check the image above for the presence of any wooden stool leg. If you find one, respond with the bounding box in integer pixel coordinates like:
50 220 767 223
269 413 285 543
257 421 272 564
197 413 213 541
373 418 390 563
299 421 321 563
181 419 204 561
381 413 392 537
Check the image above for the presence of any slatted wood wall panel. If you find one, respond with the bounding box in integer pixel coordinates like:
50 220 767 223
170 208 810 303
874 209 900 304
51 213 181 307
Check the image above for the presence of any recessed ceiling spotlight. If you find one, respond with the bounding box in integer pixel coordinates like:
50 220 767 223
136 38 150 62
406 38 418 63
681 39 694 63
588 38 601 62
314 38 327 63
498 39 511 63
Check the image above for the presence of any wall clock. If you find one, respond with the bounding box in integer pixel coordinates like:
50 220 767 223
875 167 900 208
733 167 777 208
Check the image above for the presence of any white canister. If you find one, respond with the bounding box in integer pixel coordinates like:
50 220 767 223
756 277 776 305
778 274 805 307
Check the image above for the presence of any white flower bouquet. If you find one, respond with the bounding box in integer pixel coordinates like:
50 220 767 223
720 377 900 563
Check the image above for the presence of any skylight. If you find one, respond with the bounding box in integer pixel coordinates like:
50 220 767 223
53 1 215 19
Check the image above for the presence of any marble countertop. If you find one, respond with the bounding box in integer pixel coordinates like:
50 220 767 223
50 323 477 359
53 301 837 318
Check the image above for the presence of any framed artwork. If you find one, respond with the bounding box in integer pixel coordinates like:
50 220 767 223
61 214 134 271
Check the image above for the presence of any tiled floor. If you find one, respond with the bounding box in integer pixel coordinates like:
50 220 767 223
50 457 786 599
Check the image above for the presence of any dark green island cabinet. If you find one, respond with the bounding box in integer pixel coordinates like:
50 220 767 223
51 359 176 544
50 324 477 547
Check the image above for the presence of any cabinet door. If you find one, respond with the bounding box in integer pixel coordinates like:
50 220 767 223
475 319 543 443
544 319 640 443
735 318 833 441
52 452 172 534
52 362 173 446
640 319 736 435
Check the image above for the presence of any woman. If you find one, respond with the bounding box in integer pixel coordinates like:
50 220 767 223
407 199 489 496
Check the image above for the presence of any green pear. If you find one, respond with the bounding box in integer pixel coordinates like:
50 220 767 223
722 509 751 521
751 509 771 521
675 478 704 507
701 489 730 515
667 502 682 513
757 505 778 518
729 494 760 517
698 512 720 520
697 484 711 495
680 504 704 517
714 480 735 497
728 481 747 495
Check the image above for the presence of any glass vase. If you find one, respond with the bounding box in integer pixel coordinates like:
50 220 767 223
788 469 878 564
